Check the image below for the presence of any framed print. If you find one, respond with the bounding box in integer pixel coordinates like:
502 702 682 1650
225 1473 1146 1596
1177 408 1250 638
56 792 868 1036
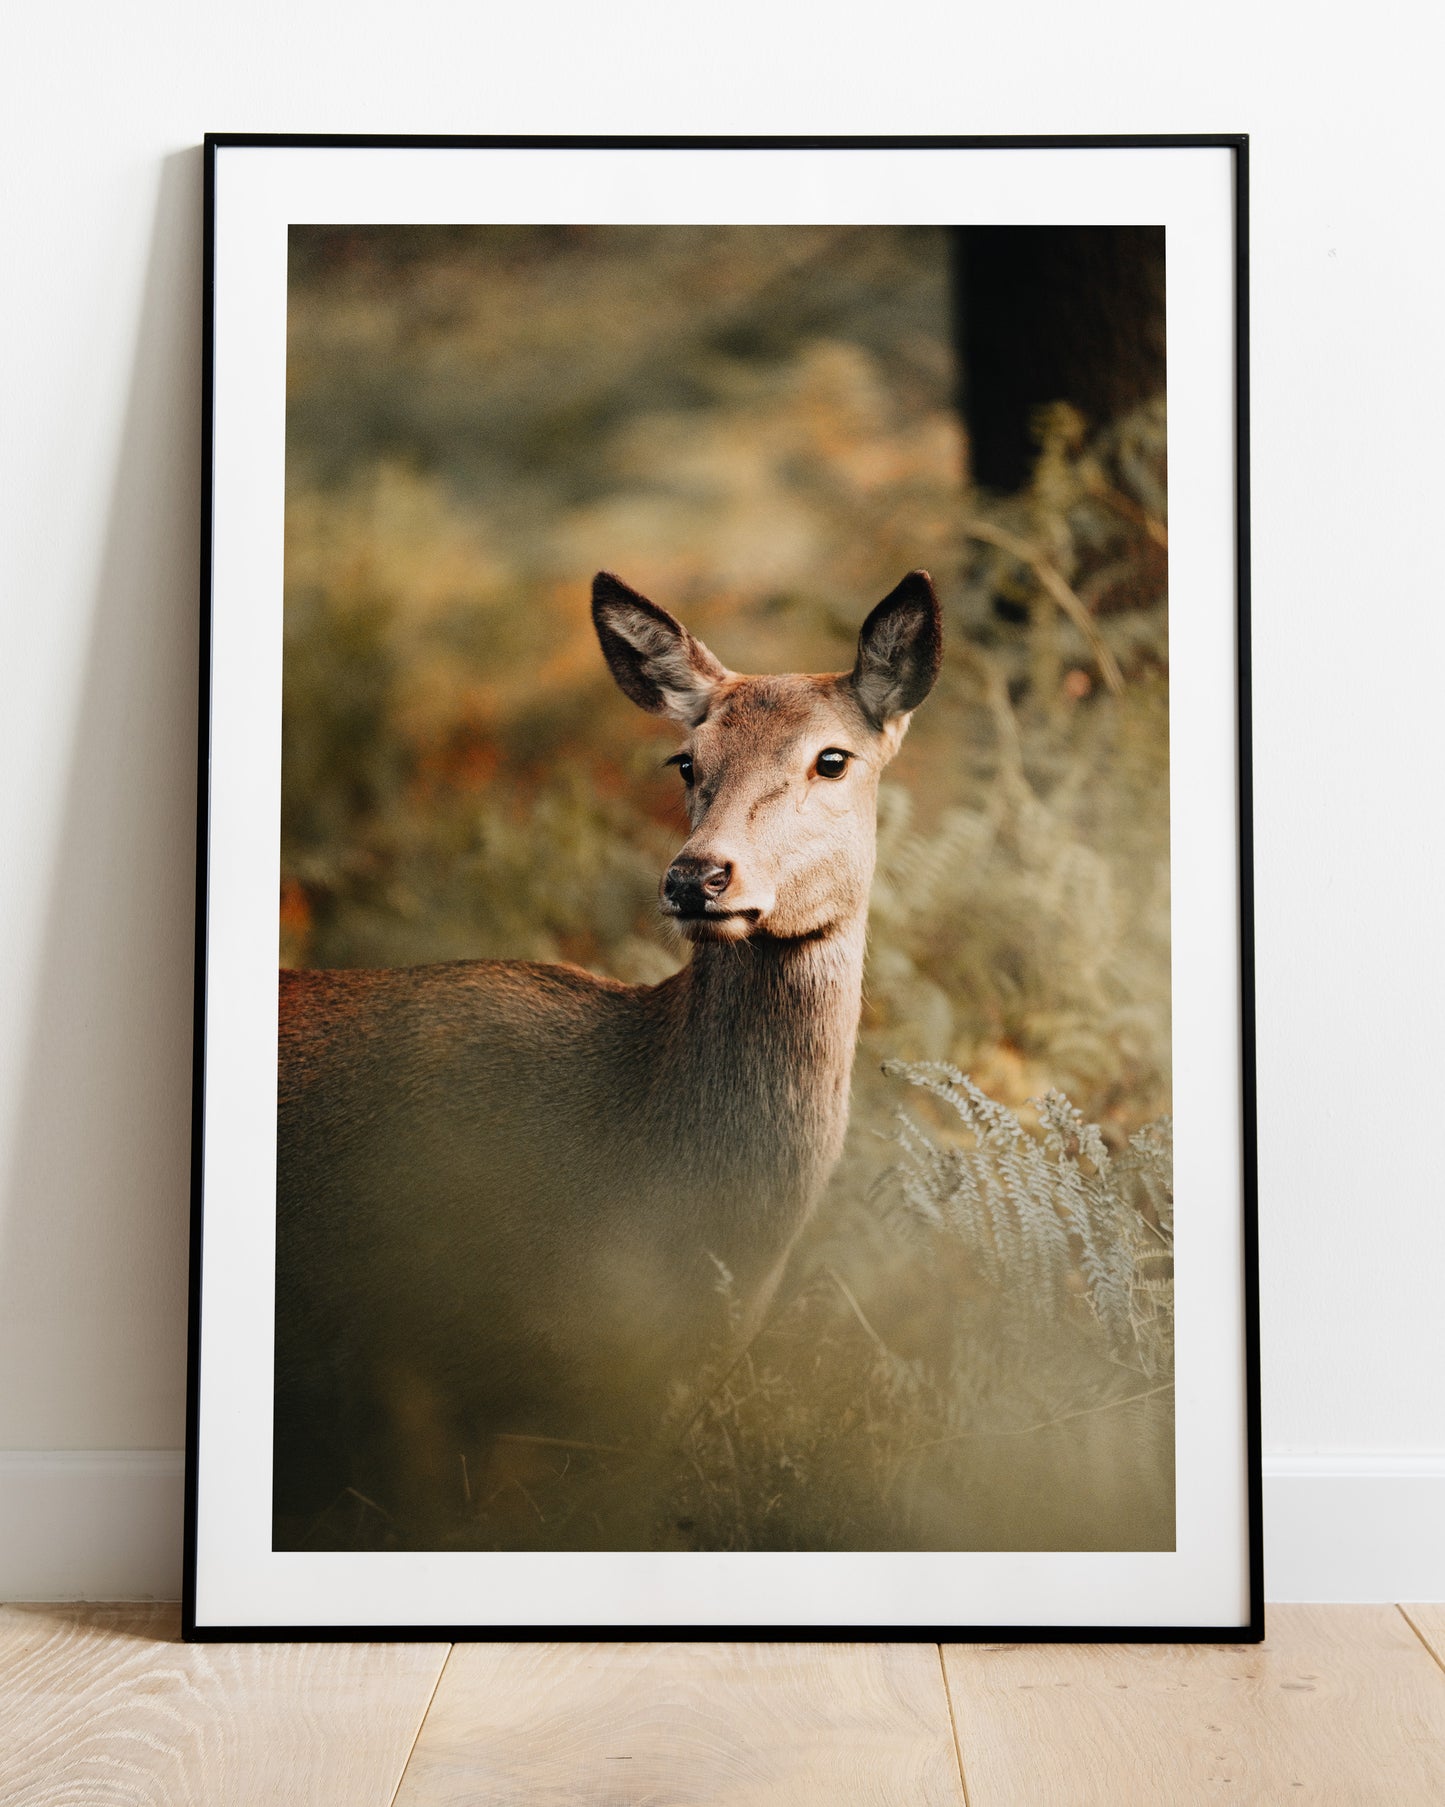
186 134 1258 1640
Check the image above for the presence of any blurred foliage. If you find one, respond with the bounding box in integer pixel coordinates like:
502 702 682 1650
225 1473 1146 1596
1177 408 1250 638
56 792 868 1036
668 1067 1175 1553
282 224 1174 1551
305 1071 1174 1555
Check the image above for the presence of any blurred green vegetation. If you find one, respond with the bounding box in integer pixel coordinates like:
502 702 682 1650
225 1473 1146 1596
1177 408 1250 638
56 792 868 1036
282 224 1174 1552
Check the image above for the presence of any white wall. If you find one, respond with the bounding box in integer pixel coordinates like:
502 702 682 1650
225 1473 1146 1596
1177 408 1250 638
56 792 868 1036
2 0 1441 1603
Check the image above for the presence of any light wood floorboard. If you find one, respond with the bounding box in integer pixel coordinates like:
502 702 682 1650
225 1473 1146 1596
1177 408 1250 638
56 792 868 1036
0 1603 448 1807
5 1605 1445 1803
391 1640 966 1806
1403 1603 1445 1671
943 1604 1445 1805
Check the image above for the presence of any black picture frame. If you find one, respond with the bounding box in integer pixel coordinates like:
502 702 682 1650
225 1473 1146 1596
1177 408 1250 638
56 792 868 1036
184 133 1258 1642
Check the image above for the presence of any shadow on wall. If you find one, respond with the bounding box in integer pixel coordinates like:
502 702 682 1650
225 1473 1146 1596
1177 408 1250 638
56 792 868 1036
0 149 201 1452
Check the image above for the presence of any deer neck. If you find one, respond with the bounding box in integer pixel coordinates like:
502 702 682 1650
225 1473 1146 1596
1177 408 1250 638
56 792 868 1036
648 918 867 1233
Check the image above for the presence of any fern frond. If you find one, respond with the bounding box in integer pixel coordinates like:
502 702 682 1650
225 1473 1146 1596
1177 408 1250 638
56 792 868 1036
877 1060 1172 1369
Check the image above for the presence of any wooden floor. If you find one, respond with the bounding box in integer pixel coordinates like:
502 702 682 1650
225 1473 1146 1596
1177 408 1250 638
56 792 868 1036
1 1605 1443 1803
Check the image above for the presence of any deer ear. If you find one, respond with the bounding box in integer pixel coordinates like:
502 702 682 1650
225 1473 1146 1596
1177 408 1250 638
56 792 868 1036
592 572 729 726
850 570 943 728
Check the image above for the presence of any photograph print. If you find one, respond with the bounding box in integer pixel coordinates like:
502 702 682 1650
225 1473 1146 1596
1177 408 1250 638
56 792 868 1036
276 218 1174 1555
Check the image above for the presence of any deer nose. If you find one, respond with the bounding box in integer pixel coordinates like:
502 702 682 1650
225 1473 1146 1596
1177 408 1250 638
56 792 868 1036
664 857 733 912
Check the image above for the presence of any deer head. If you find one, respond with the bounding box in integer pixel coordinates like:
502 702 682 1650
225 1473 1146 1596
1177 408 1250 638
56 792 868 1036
592 571 942 944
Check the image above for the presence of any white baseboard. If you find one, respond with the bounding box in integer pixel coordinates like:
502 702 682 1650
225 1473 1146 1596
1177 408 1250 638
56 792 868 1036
1262 1454 1445 1603
1 1450 1441 1605
0 1450 184 1601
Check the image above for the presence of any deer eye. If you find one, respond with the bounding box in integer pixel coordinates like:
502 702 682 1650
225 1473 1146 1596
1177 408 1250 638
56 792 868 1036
667 753 695 785
815 748 852 779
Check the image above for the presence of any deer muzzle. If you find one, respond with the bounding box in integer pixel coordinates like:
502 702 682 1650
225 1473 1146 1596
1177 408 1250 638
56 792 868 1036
661 854 772 937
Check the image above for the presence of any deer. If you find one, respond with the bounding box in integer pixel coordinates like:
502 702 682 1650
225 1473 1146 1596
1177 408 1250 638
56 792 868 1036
273 568 942 1544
